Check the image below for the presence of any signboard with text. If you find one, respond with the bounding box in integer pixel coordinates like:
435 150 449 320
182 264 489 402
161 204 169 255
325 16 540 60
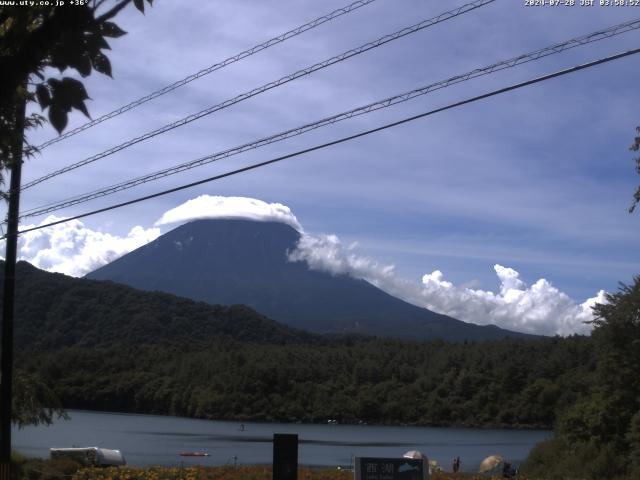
354 457 428 480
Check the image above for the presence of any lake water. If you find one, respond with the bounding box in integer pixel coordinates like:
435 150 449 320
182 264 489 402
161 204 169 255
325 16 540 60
13 410 550 473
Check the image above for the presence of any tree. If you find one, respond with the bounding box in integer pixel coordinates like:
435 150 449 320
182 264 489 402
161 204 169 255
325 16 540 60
12 370 67 428
588 276 640 450
630 126 640 213
521 278 640 479
0 0 153 183
0 0 152 430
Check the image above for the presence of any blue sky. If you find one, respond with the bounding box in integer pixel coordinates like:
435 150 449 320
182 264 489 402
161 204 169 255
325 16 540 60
6 0 640 334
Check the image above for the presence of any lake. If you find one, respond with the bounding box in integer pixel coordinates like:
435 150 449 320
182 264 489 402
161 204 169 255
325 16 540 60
13 410 550 473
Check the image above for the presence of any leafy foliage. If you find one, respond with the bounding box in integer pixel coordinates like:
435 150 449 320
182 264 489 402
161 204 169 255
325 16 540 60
11 370 67 428
11 452 83 480
71 466 353 480
0 0 152 185
522 276 640 479
630 126 640 213
21 336 595 429
521 436 625 480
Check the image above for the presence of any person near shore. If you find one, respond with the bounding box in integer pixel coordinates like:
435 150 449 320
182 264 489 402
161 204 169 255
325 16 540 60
452 456 460 472
502 461 517 478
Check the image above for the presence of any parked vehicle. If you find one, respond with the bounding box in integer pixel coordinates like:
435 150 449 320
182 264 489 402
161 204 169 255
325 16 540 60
50 447 126 466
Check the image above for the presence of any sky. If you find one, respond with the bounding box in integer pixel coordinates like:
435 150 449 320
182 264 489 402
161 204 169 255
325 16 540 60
4 0 640 336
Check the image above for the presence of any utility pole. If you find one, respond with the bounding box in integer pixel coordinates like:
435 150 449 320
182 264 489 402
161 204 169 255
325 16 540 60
0 90 26 480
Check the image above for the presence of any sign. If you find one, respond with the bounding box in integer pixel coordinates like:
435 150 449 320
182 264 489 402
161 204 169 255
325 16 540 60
273 433 298 480
354 457 428 480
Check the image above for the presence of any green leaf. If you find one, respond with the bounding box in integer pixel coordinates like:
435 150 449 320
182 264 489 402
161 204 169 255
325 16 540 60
72 99 91 119
61 77 89 100
49 104 68 134
47 78 91 124
133 0 145 13
101 21 127 38
63 78 91 118
90 33 111 51
73 54 92 77
92 52 112 77
35 84 50 109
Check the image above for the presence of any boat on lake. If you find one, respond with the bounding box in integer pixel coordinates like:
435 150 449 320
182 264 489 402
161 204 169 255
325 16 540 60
179 451 210 457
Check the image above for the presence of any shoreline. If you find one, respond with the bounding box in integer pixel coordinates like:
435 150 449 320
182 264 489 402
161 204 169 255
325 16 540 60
60 407 553 432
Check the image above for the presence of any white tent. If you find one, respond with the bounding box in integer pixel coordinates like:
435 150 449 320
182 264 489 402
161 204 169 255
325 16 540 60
479 454 503 474
403 450 424 459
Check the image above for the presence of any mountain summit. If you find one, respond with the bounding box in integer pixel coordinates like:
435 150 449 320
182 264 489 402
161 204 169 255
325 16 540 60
86 219 531 341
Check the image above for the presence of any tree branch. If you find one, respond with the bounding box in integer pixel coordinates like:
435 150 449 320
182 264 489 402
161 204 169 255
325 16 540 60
96 0 132 22
0 8 68 99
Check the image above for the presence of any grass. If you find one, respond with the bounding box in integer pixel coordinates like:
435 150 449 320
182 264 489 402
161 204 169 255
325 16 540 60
69 465 524 480
8 455 533 480
11 452 84 480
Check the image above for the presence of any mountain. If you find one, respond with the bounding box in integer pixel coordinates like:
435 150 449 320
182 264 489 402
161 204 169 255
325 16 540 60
1 261 316 351
86 219 533 341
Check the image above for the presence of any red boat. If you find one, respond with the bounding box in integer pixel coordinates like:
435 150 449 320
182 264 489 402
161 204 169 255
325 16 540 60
179 452 210 457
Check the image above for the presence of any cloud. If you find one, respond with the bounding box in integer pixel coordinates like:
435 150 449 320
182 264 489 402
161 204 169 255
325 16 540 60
6 196 303 278
2 215 160 277
419 266 606 336
288 233 395 279
5 196 605 335
154 195 303 232
288 233 606 336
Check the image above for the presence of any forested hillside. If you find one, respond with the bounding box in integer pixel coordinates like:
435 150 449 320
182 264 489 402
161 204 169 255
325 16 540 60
3 261 316 349
21 336 594 429
3 260 598 430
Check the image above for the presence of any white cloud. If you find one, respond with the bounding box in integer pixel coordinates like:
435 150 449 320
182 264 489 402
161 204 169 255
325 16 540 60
288 233 606 336
288 233 395 280
419 266 606 336
5 197 606 336
6 195 303 278
154 195 303 232
2 215 160 277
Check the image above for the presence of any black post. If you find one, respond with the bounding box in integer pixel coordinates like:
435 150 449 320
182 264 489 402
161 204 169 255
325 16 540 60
0 92 26 480
273 433 298 480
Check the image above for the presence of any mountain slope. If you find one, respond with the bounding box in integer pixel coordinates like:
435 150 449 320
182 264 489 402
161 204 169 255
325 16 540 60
86 219 532 341
0 261 315 351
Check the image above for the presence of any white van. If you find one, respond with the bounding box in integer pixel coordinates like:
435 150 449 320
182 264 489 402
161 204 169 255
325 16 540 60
50 447 126 467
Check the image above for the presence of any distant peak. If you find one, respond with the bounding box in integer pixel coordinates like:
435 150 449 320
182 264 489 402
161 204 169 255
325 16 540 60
161 217 303 249
174 217 301 234
154 195 303 232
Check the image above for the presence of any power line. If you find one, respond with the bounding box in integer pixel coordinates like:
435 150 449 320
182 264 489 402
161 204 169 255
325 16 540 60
9 47 640 239
35 0 379 151
20 0 496 192
19 18 640 220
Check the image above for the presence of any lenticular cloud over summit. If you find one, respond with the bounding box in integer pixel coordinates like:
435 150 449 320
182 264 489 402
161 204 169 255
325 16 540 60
6 195 605 336
155 195 303 232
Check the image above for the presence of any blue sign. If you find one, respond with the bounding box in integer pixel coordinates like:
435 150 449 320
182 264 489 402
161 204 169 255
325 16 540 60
354 457 427 480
